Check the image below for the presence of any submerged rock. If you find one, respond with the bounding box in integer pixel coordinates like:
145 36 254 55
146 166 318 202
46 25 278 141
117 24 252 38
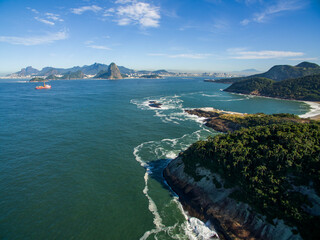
149 101 162 108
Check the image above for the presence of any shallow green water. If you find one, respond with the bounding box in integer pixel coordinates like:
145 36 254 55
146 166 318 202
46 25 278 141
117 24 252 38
0 77 310 239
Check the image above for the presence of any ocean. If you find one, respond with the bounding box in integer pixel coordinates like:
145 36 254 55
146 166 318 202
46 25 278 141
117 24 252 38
0 77 314 239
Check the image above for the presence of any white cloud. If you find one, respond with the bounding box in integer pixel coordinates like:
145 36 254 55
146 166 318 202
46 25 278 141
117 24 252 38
27 7 39 14
228 49 304 59
169 54 212 59
35 17 55 26
148 53 212 59
148 53 167 56
289 57 318 61
103 8 115 17
116 2 160 27
255 0 305 23
71 5 102 15
28 8 64 25
240 19 250 26
84 40 94 45
115 0 134 4
0 30 68 46
45 13 64 22
241 0 306 25
87 45 111 50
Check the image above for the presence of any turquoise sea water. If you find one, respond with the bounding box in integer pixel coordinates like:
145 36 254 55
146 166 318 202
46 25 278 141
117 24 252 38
0 78 310 239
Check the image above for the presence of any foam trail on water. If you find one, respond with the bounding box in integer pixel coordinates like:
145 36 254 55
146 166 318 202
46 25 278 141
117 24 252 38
134 142 163 240
143 171 164 229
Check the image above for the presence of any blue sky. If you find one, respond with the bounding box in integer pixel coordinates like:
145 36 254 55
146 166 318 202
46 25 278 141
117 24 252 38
0 0 319 74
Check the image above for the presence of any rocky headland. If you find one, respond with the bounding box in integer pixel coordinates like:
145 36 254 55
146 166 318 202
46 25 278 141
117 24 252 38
185 108 310 133
164 108 320 240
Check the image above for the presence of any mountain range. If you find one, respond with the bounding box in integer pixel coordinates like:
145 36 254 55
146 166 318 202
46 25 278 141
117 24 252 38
9 63 176 77
218 61 320 101
214 62 320 84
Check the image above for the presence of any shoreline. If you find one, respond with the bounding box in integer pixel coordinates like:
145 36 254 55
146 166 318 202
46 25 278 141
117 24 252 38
227 91 320 120
162 104 317 239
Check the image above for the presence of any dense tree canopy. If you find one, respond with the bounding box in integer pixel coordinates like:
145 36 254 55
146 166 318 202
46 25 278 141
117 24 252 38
225 74 320 101
182 122 320 239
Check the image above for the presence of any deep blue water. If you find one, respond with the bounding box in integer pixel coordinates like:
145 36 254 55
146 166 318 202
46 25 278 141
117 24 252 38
0 78 310 239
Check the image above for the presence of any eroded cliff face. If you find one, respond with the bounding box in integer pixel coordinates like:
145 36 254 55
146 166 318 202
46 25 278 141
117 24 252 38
164 158 302 240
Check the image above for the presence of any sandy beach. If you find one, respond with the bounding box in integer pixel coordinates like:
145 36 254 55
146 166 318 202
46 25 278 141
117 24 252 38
300 101 320 120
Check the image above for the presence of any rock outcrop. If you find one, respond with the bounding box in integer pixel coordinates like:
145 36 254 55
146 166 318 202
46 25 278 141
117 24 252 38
95 62 123 79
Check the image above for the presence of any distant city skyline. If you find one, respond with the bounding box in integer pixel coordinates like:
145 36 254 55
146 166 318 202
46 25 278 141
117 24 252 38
0 0 319 75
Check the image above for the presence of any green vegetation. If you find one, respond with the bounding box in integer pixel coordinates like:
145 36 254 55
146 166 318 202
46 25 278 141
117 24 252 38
139 74 162 79
46 74 60 80
225 74 320 101
221 112 301 127
29 77 45 82
61 70 85 80
215 61 320 84
182 122 320 239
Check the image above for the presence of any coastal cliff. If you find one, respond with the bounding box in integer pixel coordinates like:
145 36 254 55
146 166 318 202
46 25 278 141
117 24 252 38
164 109 320 240
164 157 302 240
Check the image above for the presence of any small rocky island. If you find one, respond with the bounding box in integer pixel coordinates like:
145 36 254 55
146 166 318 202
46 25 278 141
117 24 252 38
139 74 162 79
29 77 45 82
164 108 320 240
149 101 162 108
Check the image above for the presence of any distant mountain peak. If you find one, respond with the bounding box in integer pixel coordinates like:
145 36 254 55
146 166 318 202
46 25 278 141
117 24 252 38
241 69 260 73
11 66 39 77
94 62 123 79
215 61 320 84
295 62 319 69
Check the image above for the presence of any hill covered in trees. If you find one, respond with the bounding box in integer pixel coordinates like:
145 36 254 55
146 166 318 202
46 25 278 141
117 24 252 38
214 62 320 84
224 74 320 101
181 121 320 239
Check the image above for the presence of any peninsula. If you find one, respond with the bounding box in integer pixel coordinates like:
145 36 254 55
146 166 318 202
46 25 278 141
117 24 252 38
212 62 320 84
164 108 320 240
224 74 320 102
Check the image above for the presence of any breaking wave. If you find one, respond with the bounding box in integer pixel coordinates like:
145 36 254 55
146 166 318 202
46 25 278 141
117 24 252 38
132 94 219 239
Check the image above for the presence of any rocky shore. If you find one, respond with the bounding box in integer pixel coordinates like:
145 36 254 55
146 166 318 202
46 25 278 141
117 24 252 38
164 157 302 240
185 108 246 132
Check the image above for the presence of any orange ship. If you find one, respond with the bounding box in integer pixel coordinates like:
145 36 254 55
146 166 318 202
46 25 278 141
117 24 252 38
35 81 51 89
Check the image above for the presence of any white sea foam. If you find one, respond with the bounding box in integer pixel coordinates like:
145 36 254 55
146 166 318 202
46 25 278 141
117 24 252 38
143 171 164 229
133 93 220 239
166 151 178 159
201 94 219 98
299 101 320 118
188 218 219 240
135 127 217 239
171 198 219 240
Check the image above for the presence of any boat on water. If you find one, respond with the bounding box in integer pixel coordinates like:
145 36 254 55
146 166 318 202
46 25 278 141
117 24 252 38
35 81 51 89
